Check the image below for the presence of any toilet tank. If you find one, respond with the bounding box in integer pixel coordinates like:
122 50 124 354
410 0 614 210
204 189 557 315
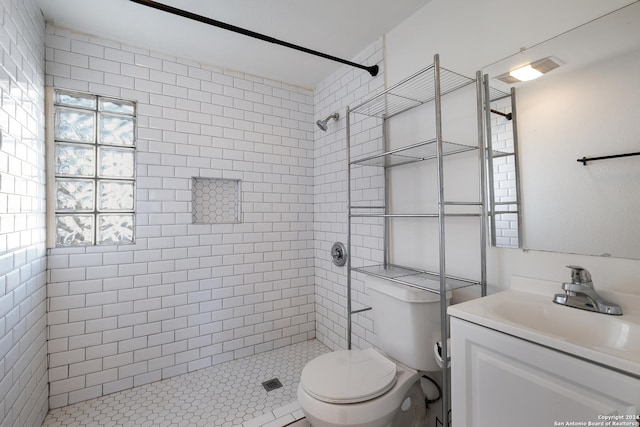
367 275 451 372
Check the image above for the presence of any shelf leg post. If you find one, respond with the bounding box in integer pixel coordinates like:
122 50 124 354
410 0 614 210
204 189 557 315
433 53 451 427
346 106 353 350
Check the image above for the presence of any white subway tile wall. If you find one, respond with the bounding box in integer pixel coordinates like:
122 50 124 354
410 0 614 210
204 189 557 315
45 25 316 407
0 0 49 426
312 40 385 351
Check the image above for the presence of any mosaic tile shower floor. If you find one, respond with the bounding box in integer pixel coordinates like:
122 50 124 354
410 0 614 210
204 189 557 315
42 339 329 427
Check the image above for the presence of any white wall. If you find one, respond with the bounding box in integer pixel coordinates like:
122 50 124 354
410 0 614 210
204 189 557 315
0 0 49 426
45 25 316 408
383 0 640 294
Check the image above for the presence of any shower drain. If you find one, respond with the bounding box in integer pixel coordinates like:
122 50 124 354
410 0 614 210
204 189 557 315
262 378 283 392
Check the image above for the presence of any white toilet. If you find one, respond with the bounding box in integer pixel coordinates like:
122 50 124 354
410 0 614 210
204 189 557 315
297 276 450 427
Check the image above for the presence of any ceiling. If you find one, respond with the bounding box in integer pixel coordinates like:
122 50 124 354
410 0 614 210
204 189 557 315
37 0 431 89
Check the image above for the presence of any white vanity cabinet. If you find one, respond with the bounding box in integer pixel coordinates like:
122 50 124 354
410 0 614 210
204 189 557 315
451 317 640 427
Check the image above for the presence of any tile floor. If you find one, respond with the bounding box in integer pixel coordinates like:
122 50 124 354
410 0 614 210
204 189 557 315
42 339 329 427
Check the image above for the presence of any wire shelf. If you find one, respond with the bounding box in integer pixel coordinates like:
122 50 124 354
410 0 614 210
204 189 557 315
352 264 481 294
351 139 477 167
490 149 515 159
488 86 510 102
350 65 475 119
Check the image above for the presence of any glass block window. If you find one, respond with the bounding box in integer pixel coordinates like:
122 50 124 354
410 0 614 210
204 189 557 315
49 89 136 247
192 178 241 224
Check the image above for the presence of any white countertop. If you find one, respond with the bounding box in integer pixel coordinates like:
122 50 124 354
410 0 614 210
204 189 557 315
448 276 640 377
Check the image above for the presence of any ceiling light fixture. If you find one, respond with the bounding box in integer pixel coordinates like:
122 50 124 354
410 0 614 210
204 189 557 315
495 57 562 84
509 64 544 82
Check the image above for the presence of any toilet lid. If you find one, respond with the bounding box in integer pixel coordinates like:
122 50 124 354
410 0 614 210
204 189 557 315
300 348 397 404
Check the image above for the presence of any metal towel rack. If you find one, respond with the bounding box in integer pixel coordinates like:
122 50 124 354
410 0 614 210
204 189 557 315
577 151 640 165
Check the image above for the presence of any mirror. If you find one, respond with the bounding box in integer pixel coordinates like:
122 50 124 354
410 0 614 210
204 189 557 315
483 1 640 259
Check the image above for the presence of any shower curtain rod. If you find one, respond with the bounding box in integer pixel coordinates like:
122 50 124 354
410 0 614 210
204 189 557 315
129 0 379 77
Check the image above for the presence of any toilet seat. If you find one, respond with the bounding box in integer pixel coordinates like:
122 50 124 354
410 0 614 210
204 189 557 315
300 348 397 404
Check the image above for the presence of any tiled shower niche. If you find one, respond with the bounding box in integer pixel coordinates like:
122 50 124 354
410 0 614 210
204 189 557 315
192 177 241 224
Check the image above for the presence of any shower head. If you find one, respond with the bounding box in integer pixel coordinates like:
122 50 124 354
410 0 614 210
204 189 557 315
316 119 328 132
316 112 339 131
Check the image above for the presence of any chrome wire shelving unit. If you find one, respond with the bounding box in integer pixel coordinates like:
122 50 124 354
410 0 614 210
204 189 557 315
345 55 486 427
351 264 481 293
351 139 477 168
350 62 477 119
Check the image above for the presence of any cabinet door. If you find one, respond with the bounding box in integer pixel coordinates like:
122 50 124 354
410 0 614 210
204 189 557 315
451 317 640 427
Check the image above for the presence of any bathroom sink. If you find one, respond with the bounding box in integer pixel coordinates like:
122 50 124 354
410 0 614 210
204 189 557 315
486 297 639 353
448 276 640 377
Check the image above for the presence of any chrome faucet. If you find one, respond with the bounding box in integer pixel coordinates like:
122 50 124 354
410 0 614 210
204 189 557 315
553 265 622 315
